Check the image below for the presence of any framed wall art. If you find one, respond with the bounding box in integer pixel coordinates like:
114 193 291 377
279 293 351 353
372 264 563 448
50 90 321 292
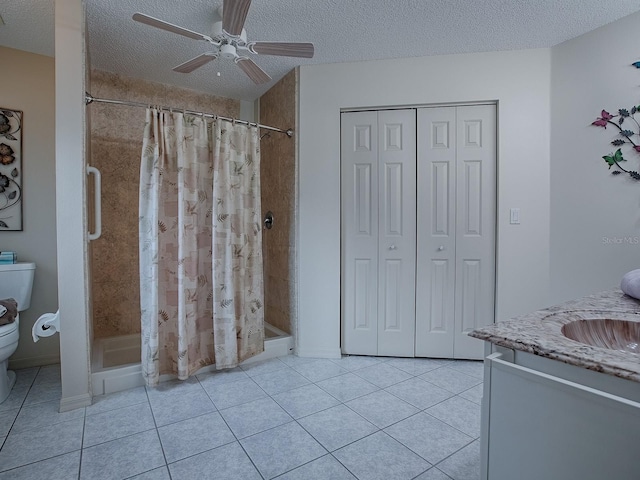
0 108 22 231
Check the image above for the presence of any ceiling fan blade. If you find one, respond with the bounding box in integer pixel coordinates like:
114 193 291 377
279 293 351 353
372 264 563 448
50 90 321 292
236 57 271 84
223 0 251 37
249 42 314 58
132 13 212 42
173 53 219 73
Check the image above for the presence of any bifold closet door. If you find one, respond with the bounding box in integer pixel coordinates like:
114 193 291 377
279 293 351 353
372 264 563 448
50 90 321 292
341 110 416 356
415 105 496 359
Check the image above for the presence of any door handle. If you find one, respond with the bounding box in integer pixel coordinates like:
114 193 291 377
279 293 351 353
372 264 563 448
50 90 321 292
87 166 101 241
389 244 397 250
438 245 445 251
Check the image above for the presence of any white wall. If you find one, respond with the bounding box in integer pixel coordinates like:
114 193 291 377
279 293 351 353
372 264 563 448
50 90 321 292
297 49 552 357
0 46 59 368
550 12 640 304
55 0 92 411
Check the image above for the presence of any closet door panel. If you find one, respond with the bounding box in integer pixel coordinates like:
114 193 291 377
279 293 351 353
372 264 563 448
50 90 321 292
341 111 379 355
415 107 456 358
377 109 416 357
454 105 496 359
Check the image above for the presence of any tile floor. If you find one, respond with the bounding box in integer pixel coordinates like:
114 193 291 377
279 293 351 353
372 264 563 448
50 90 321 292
0 356 483 480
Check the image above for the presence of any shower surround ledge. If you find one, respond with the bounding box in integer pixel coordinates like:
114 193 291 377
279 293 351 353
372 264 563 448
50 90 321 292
472 289 640 480
470 288 640 382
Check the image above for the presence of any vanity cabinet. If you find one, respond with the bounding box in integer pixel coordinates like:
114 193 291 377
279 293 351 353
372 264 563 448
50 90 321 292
480 344 640 480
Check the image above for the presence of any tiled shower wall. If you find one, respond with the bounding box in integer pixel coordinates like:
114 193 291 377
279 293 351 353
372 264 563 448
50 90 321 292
89 70 240 338
259 69 298 335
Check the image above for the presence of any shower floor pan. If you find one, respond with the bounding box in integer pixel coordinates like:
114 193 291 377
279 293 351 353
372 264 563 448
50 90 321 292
91 322 293 396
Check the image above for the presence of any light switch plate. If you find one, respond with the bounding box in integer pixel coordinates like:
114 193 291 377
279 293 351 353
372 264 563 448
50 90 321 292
510 208 520 225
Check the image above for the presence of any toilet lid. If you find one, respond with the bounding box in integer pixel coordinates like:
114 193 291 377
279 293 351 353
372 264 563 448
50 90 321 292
0 319 18 337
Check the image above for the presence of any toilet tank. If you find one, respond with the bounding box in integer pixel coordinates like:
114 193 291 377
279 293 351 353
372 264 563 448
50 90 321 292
0 262 35 311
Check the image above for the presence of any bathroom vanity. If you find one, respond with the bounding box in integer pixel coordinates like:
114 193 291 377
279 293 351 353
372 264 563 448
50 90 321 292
470 290 640 480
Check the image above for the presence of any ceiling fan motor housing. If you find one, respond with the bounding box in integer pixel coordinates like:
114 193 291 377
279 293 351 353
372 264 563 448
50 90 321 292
220 43 237 59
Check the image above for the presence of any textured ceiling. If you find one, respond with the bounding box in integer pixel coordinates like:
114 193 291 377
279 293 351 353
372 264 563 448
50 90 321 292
2 1 640 100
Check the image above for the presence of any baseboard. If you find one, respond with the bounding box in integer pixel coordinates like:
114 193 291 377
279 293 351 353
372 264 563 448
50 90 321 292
296 346 342 359
9 354 60 370
59 392 92 412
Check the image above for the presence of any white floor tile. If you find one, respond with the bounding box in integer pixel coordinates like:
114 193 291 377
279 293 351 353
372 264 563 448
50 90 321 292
436 440 481 480
272 384 340 419
145 377 203 399
274 454 357 480
240 358 288 377
80 430 165 480
333 431 430 480
352 363 413 388
345 390 419 429
385 412 473 464
385 377 454 409
86 386 148 416
83 402 155 447
196 367 249 388
11 400 84 435
219 397 292 439
316 373 378 402
414 467 454 480
23 383 62 406
251 367 310 395
426 396 481 438
0 450 81 480
33 365 61 386
0 387 28 413
202 377 266 410
291 359 349 383
298 404 377 452
329 356 382 371
1 355 486 480
12 368 38 390
0 417 84 472
420 367 482 395
126 466 171 480
149 389 216 427
385 358 453 376
240 422 326 479
157 412 235 463
458 384 483 405
168 442 261 480
447 360 484 380
0 408 18 437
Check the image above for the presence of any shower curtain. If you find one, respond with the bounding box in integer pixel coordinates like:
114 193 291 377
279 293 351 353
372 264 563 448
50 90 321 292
139 109 264 386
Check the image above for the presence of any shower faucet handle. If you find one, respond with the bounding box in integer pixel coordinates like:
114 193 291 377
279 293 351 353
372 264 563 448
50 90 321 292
264 211 274 230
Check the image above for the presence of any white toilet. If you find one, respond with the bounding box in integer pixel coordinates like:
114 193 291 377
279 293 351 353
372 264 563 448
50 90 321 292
0 262 35 404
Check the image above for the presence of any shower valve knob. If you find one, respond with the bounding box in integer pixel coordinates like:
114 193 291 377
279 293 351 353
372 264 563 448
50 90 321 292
264 211 274 230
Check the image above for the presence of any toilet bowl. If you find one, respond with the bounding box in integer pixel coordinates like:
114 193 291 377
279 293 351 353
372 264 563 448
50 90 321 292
0 318 19 403
0 262 36 404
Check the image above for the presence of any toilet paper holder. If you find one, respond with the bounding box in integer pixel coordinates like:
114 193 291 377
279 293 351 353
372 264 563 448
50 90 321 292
32 310 60 342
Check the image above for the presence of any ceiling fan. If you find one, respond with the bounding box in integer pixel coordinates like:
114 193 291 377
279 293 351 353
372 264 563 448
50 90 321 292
132 0 314 85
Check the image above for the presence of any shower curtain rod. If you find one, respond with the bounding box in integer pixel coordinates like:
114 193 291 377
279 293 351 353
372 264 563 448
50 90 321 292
84 92 293 137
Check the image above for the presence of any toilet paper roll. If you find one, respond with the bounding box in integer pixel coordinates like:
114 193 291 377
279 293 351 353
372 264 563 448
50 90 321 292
32 310 60 342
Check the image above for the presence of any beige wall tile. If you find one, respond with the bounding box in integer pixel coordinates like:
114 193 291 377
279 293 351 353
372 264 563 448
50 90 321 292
90 70 240 338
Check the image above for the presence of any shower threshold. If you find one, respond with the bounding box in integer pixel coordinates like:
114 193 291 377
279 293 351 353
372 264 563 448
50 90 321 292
91 322 293 396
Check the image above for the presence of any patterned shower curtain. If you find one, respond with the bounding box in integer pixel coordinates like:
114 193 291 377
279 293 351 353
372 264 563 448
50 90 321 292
139 109 264 386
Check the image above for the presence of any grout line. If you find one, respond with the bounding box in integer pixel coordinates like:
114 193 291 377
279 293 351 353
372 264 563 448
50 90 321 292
6 359 482 479
195 374 266 480
1 366 40 445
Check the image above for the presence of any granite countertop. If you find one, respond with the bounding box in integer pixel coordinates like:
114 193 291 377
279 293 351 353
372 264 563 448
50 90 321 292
469 289 640 382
